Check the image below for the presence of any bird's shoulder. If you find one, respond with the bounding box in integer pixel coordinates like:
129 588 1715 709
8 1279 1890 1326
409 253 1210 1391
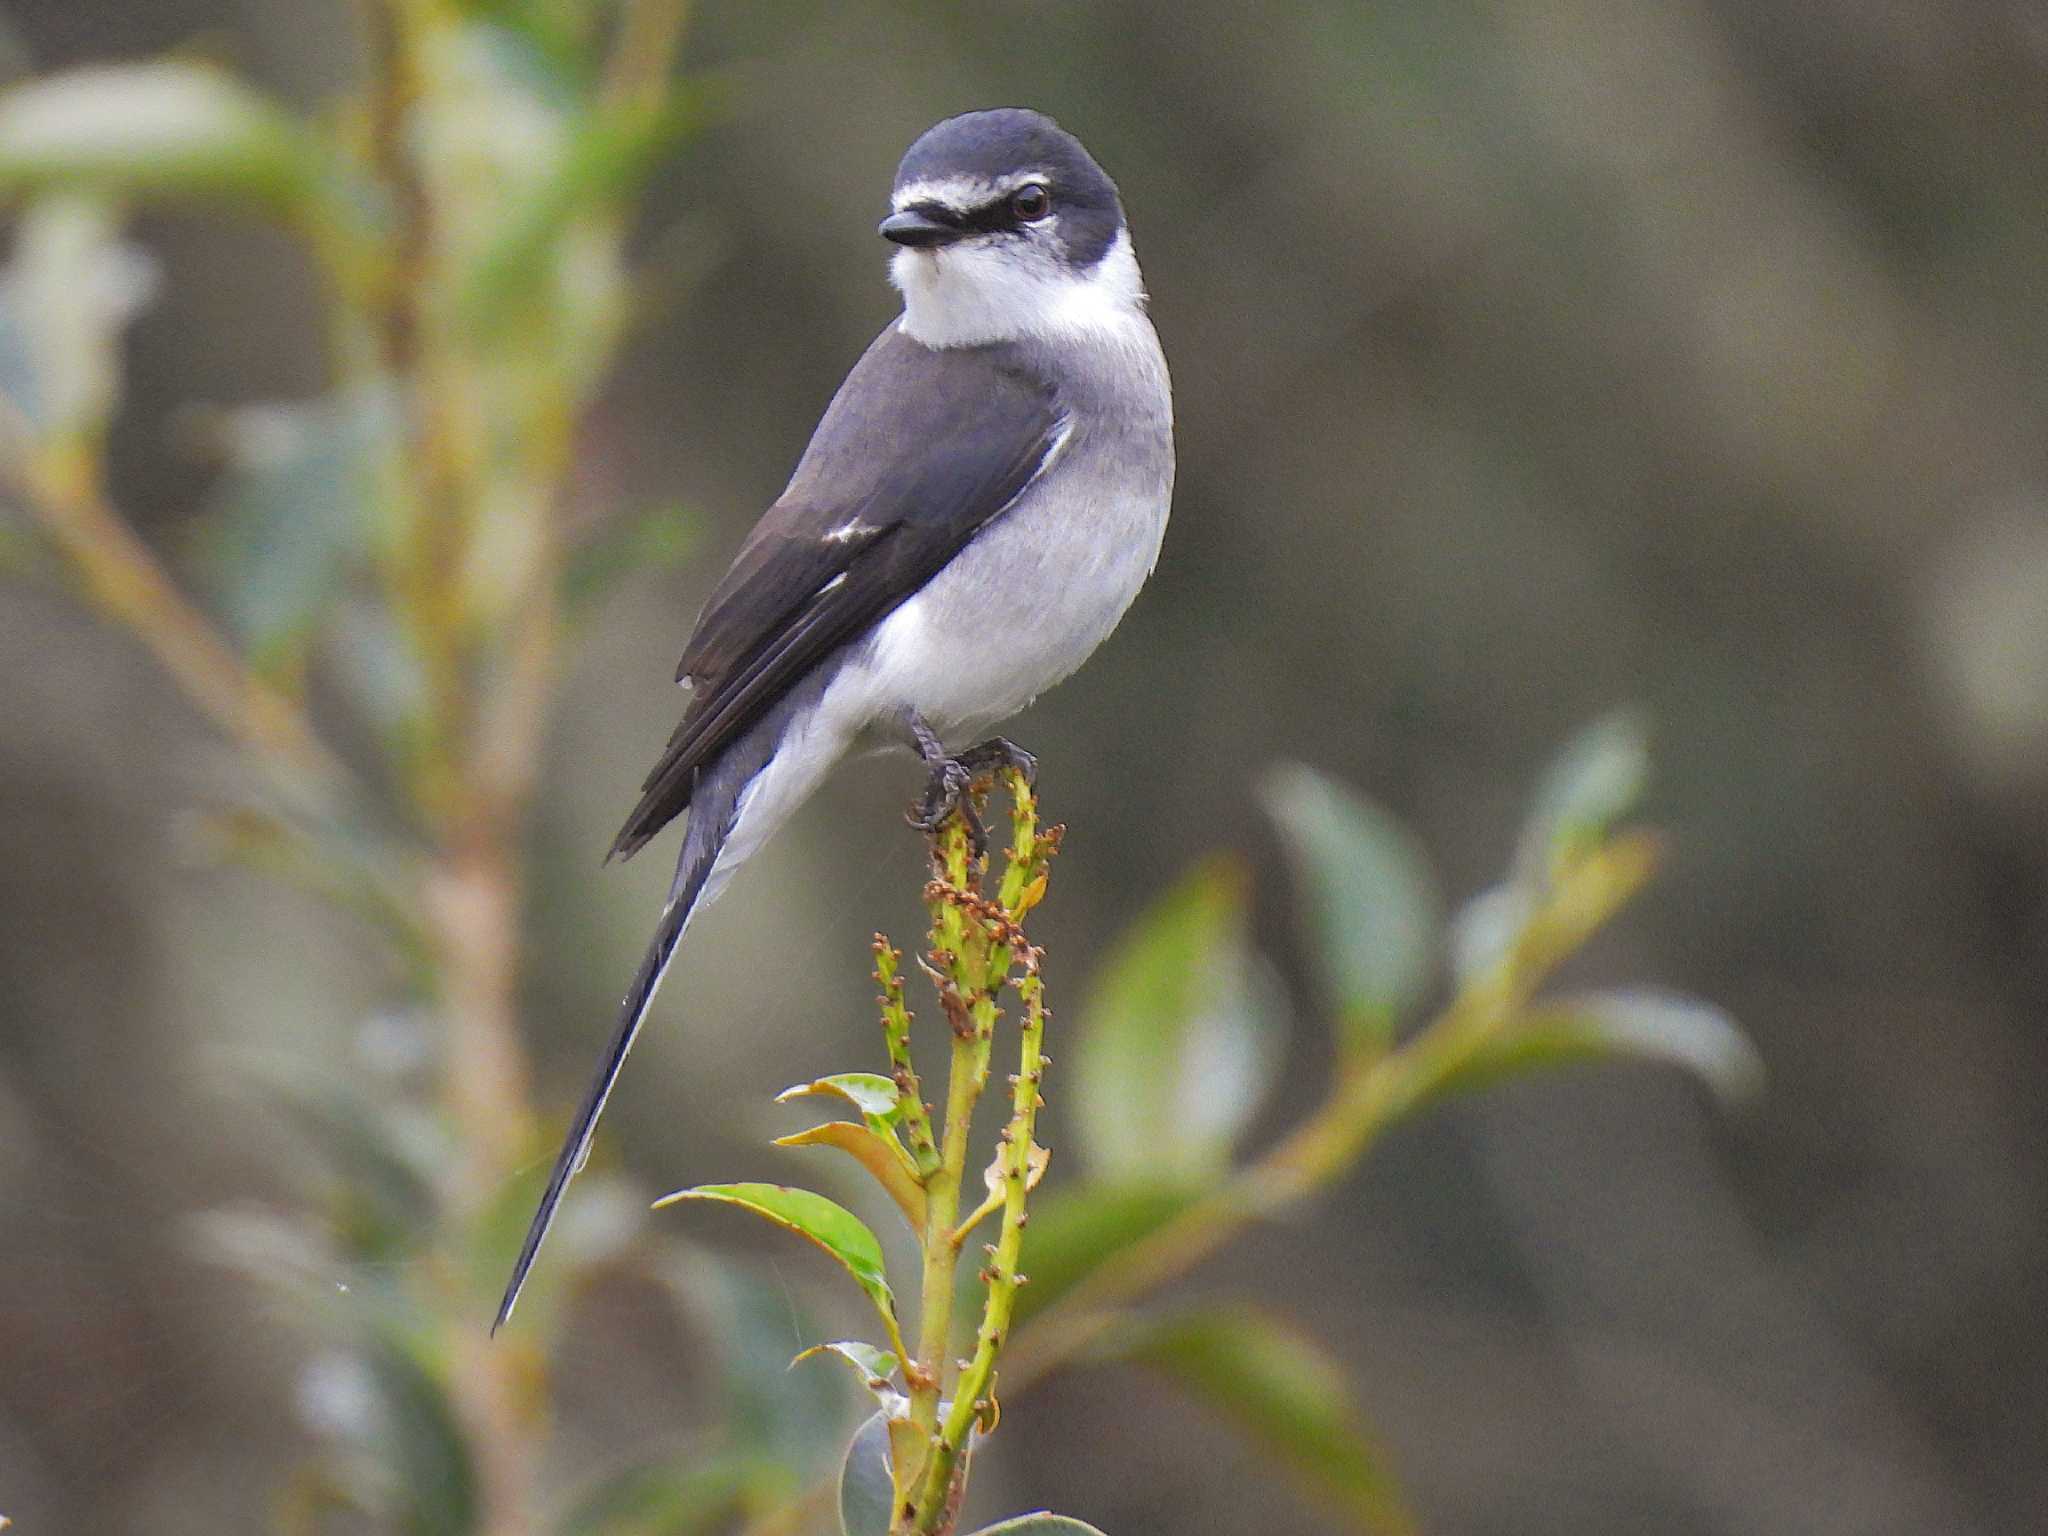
676 323 1063 686
781 322 1062 515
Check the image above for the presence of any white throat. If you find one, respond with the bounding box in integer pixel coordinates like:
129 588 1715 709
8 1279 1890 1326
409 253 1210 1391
891 227 1149 349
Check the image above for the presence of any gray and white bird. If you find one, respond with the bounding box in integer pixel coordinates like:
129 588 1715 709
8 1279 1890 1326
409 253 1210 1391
494 108 1174 1331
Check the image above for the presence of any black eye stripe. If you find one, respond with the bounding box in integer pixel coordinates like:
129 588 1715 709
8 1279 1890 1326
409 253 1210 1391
904 190 1052 237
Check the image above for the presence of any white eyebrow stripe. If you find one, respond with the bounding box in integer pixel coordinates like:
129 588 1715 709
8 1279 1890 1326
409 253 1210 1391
892 170 1053 213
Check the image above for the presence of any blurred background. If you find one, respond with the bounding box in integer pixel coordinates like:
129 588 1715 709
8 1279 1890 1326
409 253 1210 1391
2 2 2045 1533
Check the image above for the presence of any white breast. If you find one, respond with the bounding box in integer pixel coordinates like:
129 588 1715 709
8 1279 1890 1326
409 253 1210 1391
863 444 1169 744
697 309 1172 903
827 320 1173 752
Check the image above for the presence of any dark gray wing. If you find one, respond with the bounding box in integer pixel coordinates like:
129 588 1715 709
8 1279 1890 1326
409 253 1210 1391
610 324 1062 860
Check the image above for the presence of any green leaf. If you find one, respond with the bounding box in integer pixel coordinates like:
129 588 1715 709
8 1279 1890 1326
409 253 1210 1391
326 596 432 745
792 1341 904 1416
187 1205 388 1334
794 1340 901 1388
366 1339 480 1536
1005 1182 1197 1327
1446 882 1528 984
557 1455 780 1536
1516 710 1651 884
0 63 328 208
461 87 714 333
0 195 155 435
195 388 393 671
778 1072 909 1138
1427 989 1763 1108
1116 1307 1414 1536
463 9 594 100
774 1122 926 1230
1072 856 1283 1181
654 1183 901 1348
778 1072 905 1118
965 1518 1110 1536
219 1046 438 1263
1258 764 1440 1055
661 1252 839 1471
836 1412 894 1536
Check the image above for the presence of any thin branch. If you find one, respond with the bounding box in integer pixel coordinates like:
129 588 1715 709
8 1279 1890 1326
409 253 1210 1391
898 773 1056 1534
903 808 988 1501
876 936 941 1176
7 430 360 806
603 0 693 114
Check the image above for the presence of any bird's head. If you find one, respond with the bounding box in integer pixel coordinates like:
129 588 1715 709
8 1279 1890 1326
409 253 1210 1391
881 108 1147 350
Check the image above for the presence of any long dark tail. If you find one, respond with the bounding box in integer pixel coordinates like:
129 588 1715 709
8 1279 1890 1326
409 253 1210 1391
491 767 739 1334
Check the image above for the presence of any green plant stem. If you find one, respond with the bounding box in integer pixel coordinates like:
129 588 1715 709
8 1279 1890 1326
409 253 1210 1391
897 772 1052 1534
876 938 940 1177
348 12 563 1536
999 829 1663 1391
10 434 358 803
2 418 439 954
6 6 698 1533
918 962 1046 1527
604 0 693 113
903 810 983 1511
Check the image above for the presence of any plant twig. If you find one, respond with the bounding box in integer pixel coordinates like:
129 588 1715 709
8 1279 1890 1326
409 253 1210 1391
603 0 694 114
876 937 940 1177
897 771 1056 1534
9 434 358 803
918 962 1046 1522
902 806 987 1509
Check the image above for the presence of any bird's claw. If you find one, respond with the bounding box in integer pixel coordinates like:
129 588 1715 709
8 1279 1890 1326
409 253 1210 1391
903 716 1036 862
907 757 988 859
953 736 1037 787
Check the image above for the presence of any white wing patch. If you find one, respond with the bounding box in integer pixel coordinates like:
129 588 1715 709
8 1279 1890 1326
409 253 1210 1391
1040 414 1077 479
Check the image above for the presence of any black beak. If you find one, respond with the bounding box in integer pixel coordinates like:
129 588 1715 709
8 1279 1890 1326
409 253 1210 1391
879 207 964 249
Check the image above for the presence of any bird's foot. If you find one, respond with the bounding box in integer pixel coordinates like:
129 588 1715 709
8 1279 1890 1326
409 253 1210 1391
908 755 986 858
902 718 1037 861
952 736 1037 787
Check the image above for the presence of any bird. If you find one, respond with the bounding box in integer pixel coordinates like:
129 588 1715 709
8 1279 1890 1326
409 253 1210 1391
494 108 1175 1332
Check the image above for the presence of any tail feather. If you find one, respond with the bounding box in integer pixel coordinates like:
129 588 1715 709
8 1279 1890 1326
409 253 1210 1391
492 781 734 1334
492 658 846 1334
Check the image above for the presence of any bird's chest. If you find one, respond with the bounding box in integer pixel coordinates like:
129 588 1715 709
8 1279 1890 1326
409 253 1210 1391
857 438 1170 744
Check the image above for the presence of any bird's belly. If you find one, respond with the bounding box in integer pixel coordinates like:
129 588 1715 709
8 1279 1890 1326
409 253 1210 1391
850 472 1169 748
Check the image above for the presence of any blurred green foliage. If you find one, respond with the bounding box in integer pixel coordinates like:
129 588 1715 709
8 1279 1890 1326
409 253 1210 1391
0 5 1804 1535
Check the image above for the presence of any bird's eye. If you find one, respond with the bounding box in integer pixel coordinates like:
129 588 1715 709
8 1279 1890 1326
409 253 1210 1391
1009 184 1051 222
